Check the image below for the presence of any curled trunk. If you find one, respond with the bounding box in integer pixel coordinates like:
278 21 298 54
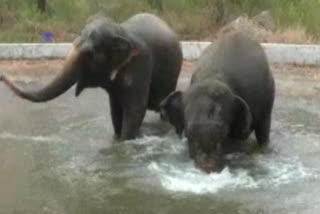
0 46 80 102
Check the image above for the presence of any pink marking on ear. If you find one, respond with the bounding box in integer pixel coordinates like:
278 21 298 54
131 49 141 57
110 48 141 81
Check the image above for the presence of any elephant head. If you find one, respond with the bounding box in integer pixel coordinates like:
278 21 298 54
160 81 252 173
0 16 139 102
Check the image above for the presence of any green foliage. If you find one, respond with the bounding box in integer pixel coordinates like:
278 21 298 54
0 0 319 42
223 0 319 35
271 0 319 35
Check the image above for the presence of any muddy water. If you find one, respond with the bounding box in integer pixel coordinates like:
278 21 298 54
0 68 320 214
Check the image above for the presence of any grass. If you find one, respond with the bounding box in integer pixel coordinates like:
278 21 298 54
0 0 319 42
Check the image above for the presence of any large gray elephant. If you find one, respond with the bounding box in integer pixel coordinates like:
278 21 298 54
160 30 275 173
0 13 183 140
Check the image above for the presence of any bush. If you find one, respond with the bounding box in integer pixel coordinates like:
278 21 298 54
0 0 318 42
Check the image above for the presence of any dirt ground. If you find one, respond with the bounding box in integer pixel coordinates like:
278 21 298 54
0 60 320 80
0 60 196 83
1 60 320 97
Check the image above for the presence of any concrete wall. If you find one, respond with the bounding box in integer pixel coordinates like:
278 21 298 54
0 43 72 60
1 42 320 65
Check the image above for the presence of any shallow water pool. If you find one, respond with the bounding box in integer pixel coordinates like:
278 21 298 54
0 68 320 214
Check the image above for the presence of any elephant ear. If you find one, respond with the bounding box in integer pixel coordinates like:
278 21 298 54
109 36 140 81
111 36 132 53
230 95 253 140
159 91 185 137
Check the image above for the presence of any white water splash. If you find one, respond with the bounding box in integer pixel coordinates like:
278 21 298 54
69 135 316 194
148 155 315 194
16 132 314 195
124 135 165 146
149 163 257 194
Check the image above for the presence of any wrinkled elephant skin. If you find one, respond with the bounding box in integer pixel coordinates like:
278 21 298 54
160 31 275 173
0 13 183 140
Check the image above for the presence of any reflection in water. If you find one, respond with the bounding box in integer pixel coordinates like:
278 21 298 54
0 132 65 143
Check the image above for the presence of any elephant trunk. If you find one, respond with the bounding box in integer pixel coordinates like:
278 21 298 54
0 45 81 102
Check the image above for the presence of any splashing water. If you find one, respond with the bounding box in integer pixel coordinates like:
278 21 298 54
149 154 314 194
2 68 320 213
149 164 257 194
44 133 317 195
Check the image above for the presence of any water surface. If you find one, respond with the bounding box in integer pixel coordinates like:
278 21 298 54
0 69 320 214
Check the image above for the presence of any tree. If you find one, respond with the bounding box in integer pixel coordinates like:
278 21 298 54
37 0 46 13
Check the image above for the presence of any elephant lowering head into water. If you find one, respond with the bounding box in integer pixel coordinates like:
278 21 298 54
0 13 183 140
160 30 275 173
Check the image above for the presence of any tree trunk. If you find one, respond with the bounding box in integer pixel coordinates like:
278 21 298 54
37 0 46 13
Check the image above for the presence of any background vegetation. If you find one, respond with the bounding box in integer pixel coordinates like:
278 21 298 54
0 0 319 42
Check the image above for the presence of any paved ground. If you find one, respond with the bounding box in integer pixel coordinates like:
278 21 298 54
0 59 320 86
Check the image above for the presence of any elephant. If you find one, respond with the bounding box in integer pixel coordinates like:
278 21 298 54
0 13 183 140
159 30 275 173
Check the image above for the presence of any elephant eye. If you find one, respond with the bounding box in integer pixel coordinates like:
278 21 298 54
82 49 93 58
94 52 105 61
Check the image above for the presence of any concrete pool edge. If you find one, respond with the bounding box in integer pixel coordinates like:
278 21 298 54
1 42 320 66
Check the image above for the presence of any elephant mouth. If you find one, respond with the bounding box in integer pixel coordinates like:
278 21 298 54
74 68 109 97
74 79 105 97
195 152 224 173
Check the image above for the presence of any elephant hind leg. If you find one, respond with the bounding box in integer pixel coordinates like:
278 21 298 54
254 114 272 146
109 94 123 138
148 77 179 111
147 92 165 111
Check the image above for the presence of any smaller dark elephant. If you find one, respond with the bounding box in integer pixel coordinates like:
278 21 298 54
0 13 183 140
160 30 275 173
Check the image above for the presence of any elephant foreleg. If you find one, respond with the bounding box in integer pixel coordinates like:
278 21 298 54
120 105 147 140
109 94 123 138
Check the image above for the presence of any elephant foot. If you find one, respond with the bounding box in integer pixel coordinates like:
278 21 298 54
112 133 121 142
